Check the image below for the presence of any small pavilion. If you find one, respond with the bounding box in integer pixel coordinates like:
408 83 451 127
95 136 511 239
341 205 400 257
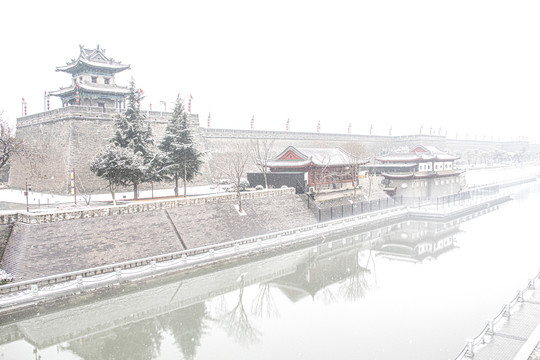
265 146 367 191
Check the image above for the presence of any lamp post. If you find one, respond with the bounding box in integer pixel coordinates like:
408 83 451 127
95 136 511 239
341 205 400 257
25 179 31 212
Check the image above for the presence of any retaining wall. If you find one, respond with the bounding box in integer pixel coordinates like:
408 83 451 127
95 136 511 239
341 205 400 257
0 188 318 281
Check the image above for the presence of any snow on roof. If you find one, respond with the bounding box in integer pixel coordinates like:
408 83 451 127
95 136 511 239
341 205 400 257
367 163 418 168
376 153 423 162
296 147 355 166
265 159 312 168
56 45 130 73
377 145 459 163
49 84 130 96
268 146 359 168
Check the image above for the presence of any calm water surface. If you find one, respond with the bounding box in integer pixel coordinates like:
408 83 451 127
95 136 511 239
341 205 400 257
1 169 540 360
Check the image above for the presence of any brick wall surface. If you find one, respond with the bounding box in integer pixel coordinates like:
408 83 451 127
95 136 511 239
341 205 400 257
0 193 316 281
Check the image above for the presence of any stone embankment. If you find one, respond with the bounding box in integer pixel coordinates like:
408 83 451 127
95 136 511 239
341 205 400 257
0 188 317 281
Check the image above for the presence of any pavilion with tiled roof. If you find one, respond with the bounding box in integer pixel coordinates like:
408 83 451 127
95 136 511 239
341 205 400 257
49 45 131 109
375 145 464 198
265 146 368 191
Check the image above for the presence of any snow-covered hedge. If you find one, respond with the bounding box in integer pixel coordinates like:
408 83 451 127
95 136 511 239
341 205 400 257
0 269 13 285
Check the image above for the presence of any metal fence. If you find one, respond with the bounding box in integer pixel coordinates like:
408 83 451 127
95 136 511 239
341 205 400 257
316 185 501 222
317 196 404 222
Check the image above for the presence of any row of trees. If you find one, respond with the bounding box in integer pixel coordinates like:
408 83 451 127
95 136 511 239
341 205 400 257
91 81 203 203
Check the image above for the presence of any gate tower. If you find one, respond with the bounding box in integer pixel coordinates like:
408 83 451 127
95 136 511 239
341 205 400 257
49 45 130 109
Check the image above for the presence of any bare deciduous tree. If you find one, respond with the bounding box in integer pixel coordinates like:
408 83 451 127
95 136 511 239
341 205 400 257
217 143 252 213
341 142 368 199
0 113 21 171
251 138 274 189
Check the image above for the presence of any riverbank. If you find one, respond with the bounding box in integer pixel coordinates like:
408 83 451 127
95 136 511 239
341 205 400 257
0 178 539 360
0 190 511 309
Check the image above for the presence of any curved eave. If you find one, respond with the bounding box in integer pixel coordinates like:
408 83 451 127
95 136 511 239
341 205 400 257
376 155 458 162
56 59 130 74
376 157 421 163
435 155 460 161
267 160 312 168
435 170 464 177
382 170 463 180
49 85 130 97
80 84 130 94
49 86 76 96
381 172 435 180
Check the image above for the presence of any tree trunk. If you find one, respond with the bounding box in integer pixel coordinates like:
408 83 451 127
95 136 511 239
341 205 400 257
238 187 243 213
237 176 243 213
174 174 179 197
352 166 357 199
133 183 139 200
110 183 117 206
263 169 268 189
184 162 188 197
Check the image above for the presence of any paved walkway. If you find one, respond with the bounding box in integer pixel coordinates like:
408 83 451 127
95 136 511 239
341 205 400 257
470 289 540 360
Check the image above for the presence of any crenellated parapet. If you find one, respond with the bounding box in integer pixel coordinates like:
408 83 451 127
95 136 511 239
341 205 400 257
16 106 199 128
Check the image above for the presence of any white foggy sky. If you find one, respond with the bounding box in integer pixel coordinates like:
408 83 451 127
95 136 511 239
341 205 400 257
0 0 539 141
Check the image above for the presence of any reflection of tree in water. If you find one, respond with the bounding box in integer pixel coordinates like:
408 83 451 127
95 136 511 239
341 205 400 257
251 282 279 319
65 317 164 360
218 275 260 346
316 285 338 304
158 303 208 360
64 302 208 360
337 268 370 302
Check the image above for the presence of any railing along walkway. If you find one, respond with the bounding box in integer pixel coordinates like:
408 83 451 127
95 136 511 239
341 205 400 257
454 271 540 360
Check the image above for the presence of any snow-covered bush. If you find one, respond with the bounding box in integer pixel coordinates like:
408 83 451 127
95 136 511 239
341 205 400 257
0 269 13 285
255 185 264 190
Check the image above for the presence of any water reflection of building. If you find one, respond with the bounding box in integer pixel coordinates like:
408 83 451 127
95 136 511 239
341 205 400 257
0 205 500 358
270 238 371 302
373 221 459 263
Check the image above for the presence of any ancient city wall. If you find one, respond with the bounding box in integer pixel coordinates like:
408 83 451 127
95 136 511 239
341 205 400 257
8 106 537 194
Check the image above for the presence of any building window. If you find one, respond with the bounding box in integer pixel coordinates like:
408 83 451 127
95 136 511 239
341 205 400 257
104 78 110 85
91 76 98 83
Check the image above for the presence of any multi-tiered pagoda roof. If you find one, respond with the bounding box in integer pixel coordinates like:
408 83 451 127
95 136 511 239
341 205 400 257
50 45 131 108
56 45 130 75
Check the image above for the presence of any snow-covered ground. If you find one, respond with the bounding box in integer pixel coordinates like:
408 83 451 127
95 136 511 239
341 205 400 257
0 184 228 208
1 163 539 210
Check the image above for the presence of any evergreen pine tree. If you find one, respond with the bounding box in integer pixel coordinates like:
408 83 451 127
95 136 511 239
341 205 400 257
90 145 145 205
92 79 155 200
159 95 203 196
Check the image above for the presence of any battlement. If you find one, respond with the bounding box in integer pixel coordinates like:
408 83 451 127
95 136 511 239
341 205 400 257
201 127 448 143
16 106 194 128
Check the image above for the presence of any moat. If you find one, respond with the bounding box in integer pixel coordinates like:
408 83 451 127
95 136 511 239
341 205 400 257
0 174 539 359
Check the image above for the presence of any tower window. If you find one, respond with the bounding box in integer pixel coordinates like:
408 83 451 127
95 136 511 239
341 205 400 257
104 78 110 85
91 76 98 83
